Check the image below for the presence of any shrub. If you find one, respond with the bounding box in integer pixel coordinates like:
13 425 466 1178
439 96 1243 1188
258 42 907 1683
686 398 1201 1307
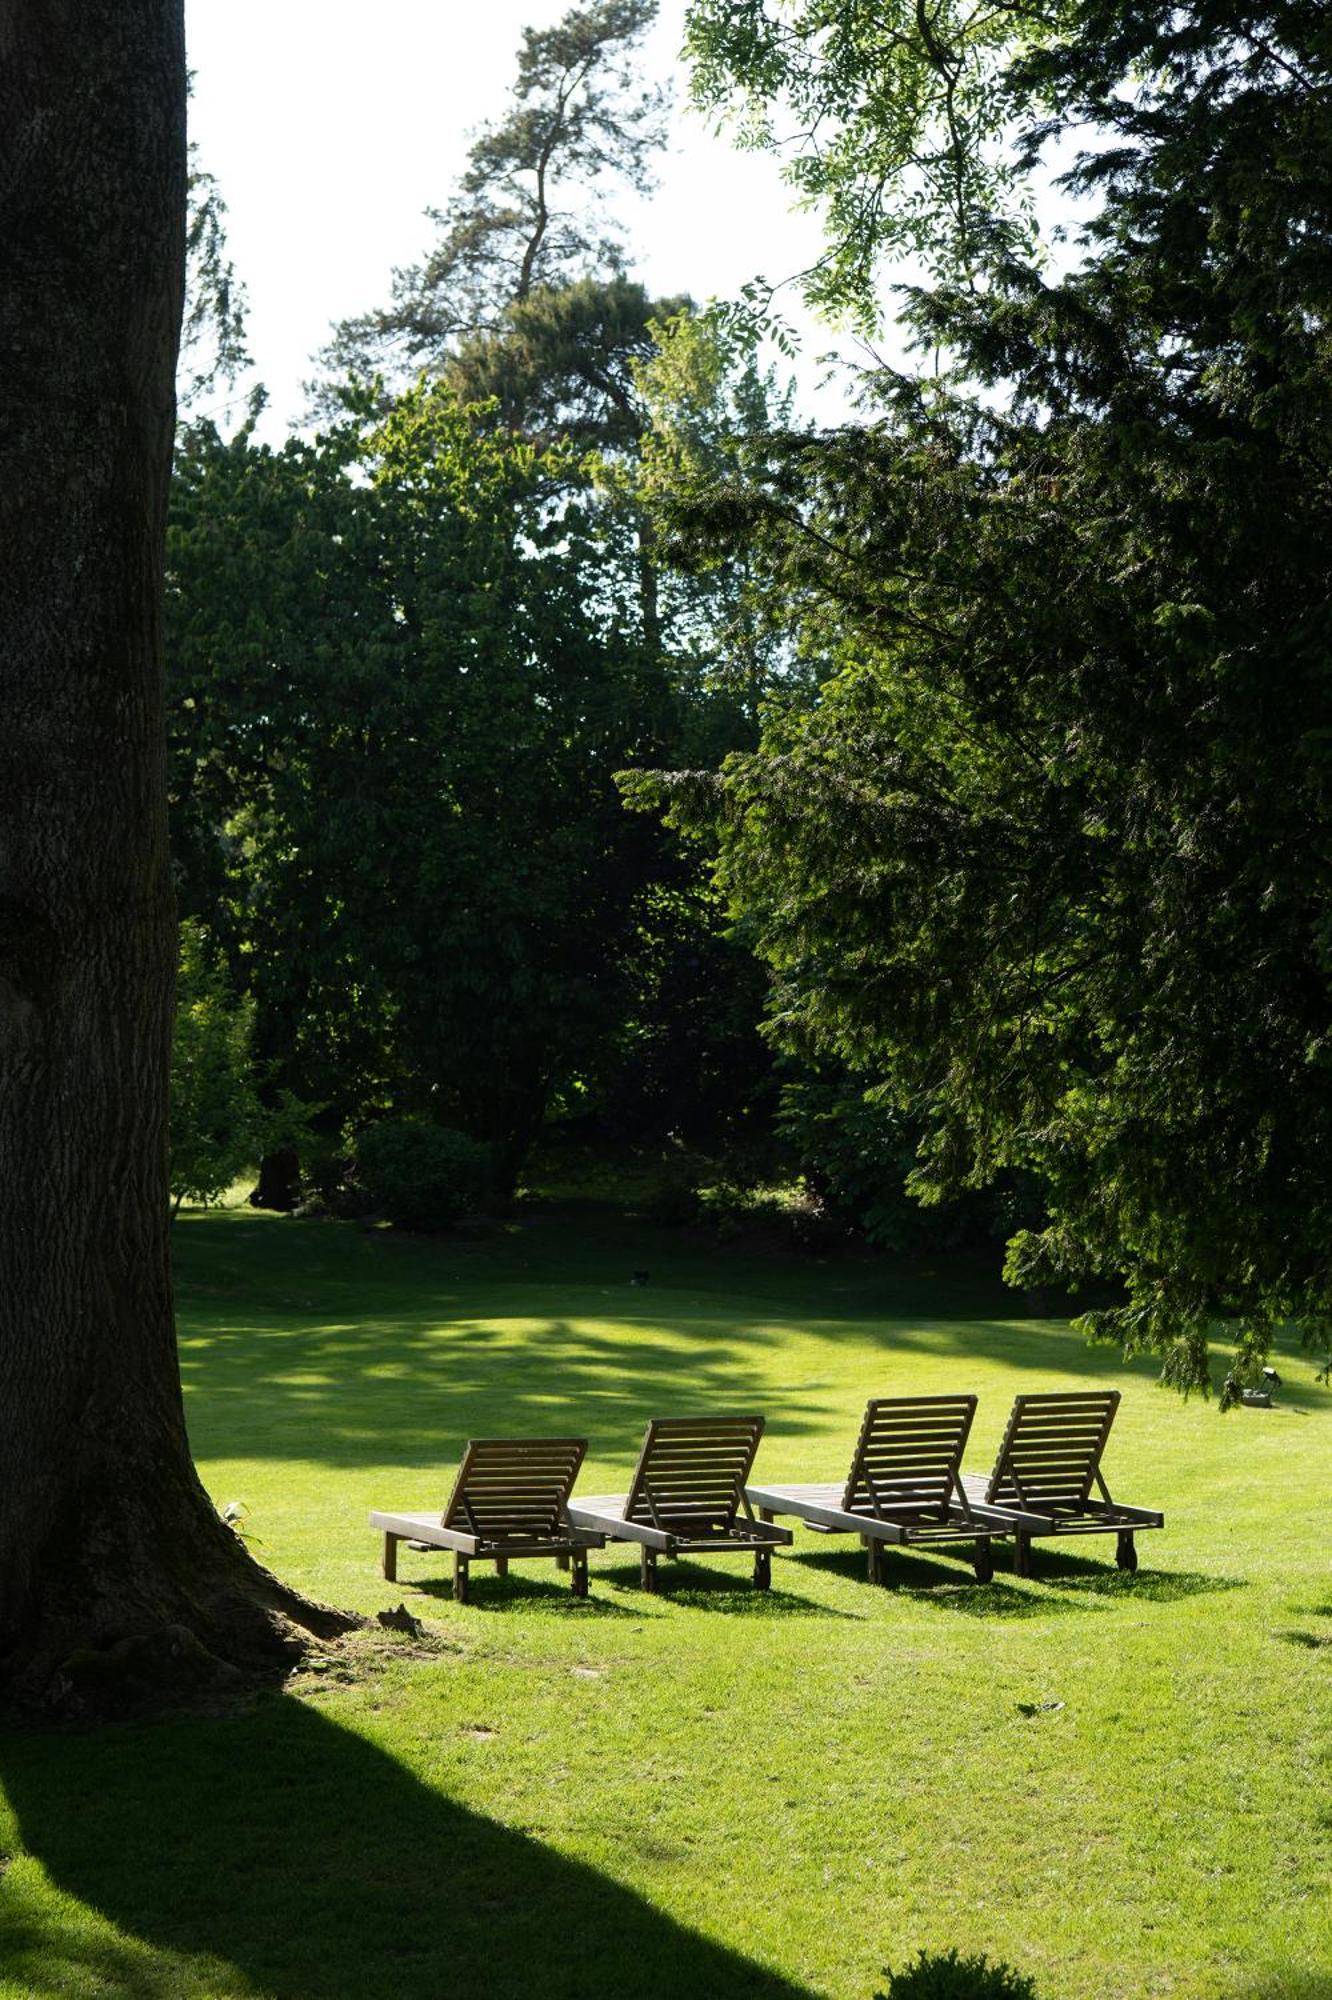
877 1949 1040 2000
778 1074 1045 1256
355 1119 491 1231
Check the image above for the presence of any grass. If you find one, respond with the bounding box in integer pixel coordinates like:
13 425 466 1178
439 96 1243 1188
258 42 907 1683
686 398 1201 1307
1 1202 1329 1999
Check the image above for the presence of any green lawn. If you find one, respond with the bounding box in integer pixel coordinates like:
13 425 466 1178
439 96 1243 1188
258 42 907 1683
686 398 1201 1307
1 1206 1329 2000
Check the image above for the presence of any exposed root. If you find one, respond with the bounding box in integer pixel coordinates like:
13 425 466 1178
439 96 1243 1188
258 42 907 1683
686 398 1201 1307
2 1531 364 1725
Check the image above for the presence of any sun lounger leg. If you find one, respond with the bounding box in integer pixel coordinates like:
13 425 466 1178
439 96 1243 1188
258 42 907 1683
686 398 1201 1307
572 1550 589 1598
973 1540 994 1584
753 1548 771 1590
640 1547 659 1593
1115 1530 1138 1573
556 1553 570 1571
382 1533 398 1583
453 1552 470 1605
865 1536 885 1587
759 1508 774 1524
494 1555 509 1578
1013 1532 1032 1578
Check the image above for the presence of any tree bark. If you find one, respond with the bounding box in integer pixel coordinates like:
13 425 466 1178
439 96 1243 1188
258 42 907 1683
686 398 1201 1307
0 0 356 1714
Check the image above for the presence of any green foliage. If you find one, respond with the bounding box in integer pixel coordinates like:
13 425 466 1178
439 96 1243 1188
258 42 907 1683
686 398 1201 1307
669 3 1332 1391
877 1948 1040 1999
169 921 264 1208
684 0 1052 327
622 305 806 739
776 1077 926 1251
355 1119 492 1231
447 274 686 456
316 0 668 395
777 1076 1042 1252
168 388 667 1187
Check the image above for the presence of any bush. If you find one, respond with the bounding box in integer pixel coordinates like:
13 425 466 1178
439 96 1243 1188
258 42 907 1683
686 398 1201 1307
877 1948 1040 2000
778 1074 1045 1256
356 1119 491 1231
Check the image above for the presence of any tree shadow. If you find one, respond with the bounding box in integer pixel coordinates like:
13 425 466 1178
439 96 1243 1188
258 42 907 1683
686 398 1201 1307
178 1306 827 1475
596 1560 855 1618
783 1544 1088 1617
0 1697 819 2000
1022 1548 1245 1602
171 1211 1331 1478
406 1570 651 1617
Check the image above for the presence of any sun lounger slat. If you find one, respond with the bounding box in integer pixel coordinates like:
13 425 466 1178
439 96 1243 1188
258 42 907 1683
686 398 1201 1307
745 1395 1000 1585
965 1393 1163 1567
371 1437 601 1600
565 1417 788 1589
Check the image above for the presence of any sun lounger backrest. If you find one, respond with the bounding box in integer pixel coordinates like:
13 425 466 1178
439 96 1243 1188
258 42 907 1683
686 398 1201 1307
442 1437 587 1541
983 1392 1120 1509
623 1416 764 1536
841 1395 977 1520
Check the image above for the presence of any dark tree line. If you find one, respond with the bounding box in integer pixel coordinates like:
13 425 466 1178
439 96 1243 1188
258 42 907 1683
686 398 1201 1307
168 0 791 1207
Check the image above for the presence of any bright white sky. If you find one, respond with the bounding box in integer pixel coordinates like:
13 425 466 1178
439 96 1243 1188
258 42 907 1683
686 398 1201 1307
184 0 861 438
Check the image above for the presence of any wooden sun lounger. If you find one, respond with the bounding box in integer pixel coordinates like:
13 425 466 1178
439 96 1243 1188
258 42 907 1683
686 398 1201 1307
370 1436 604 1603
746 1395 1011 1585
959 1390 1164 1575
566 1415 792 1591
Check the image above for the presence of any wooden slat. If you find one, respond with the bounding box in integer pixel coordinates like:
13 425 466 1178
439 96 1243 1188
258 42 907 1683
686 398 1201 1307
440 1435 588 1542
966 1392 1163 1544
623 1415 764 1532
983 1392 1119 1509
746 1482 1001 1547
841 1395 976 1520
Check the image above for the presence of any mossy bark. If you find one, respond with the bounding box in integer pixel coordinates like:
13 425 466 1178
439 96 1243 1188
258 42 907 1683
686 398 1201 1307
0 0 357 1716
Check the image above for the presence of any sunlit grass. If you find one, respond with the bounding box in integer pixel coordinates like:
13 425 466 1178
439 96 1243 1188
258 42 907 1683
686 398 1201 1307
1 1206 1329 1999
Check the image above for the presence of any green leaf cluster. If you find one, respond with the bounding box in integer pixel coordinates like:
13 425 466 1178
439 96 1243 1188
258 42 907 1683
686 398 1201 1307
673 3 1332 1389
170 920 268 1208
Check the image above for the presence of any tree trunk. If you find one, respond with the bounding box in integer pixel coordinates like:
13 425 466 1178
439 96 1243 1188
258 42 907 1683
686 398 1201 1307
250 1148 303 1212
0 0 356 1714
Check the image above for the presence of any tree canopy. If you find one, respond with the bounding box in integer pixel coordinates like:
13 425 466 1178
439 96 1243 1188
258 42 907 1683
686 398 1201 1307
649 0 1332 1394
316 0 668 395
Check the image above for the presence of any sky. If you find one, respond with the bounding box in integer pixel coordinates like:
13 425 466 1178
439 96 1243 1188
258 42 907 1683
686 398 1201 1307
183 0 860 438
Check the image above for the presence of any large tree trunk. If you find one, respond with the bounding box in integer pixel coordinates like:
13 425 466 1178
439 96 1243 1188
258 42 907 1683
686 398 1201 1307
0 0 356 1714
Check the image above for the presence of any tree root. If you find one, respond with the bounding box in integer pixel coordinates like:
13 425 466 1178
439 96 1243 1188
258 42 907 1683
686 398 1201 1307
2 1535 365 1724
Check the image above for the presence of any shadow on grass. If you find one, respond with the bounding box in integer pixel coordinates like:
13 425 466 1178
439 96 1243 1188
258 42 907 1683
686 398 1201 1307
169 1211 1331 1485
0 1698 817 2000
598 1560 850 1617
786 1542 1244 1616
173 1213 1329 1477
1024 1547 1245 1602
1271 1628 1332 1651
401 1560 841 1619
786 1543 1075 1610
407 1571 652 1617
179 1309 830 1474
